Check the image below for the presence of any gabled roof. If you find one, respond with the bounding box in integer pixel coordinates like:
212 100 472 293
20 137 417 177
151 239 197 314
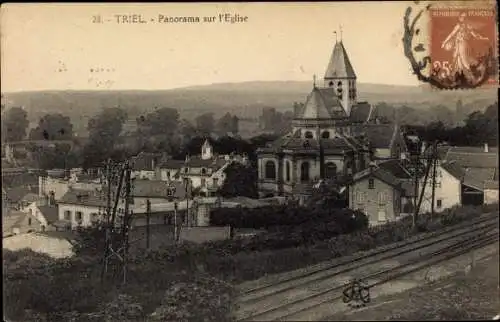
5 186 31 204
377 159 412 179
359 124 398 149
324 41 356 79
443 147 498 168
131 152 162 171
132 180 174 198
38 205 59 224
463 168 497 191
158 159 185 169
351 166 401 188
349 102 373 123
59 189 107 208
441 161 466 180
296 87 347 119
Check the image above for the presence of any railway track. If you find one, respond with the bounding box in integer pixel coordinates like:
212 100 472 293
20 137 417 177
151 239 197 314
235 214 499 321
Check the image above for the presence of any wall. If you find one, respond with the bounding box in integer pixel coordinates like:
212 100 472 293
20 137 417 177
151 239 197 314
39 176 69 200
10 213 43 235
132 170 156 180
484 188 499 204
418 165 461 213
179 226 231 243
350 176 398 225
58 203 102 229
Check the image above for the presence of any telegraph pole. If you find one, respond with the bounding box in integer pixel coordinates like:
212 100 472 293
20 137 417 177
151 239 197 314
146 198 151 249
412 150 420 229
430 142 438 216
121 162 132 284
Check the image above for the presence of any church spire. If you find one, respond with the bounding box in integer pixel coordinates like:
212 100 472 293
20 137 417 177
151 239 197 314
324 39 356 79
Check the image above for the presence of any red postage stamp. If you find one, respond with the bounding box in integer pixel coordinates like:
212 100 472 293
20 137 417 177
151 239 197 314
429 7 498 89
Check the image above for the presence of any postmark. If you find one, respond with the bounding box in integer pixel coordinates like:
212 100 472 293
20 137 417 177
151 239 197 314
429 7 497 89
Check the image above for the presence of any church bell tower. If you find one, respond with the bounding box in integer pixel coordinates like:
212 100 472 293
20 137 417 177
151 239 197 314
323 31 357 116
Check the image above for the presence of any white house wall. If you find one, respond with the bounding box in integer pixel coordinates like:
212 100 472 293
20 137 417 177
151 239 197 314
418 166 461 213
58 203 102 229
485 189 499 204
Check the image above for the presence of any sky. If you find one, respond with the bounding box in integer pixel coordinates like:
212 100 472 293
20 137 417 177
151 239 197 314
2 2 425 92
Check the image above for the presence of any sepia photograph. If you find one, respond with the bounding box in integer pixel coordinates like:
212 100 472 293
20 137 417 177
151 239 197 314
1 1 499 321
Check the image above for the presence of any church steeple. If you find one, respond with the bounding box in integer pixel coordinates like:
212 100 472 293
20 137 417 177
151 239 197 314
323 35 357 116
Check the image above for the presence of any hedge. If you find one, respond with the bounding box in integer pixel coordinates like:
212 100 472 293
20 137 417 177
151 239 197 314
210 204 366 229
138 203 499 283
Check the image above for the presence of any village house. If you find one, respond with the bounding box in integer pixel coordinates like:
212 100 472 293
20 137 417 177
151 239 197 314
131 152 163 180
156 139 248 197
39 169 103 201
23 193 59 231
57 179 189 229
257 38 407 203
3 185 40 211
349 160 414 226
2 210 43 237
420 143 499 207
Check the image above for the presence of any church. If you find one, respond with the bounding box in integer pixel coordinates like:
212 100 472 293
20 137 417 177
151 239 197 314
257 38 408 203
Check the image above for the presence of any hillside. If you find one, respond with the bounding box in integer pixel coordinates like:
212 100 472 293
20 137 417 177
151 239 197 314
2 81 497 136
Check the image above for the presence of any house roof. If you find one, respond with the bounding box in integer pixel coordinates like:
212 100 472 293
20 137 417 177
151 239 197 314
463 167 497 191
349 102 374 123
484 180 499 190
132 152 162 171
441 161 466 180
324 41 356 79
351 166 402 188
158 159 185 169
59 189 107 208
5 186 31 203
3 211 26 234
377 159 412 179
132 180 180 198
295 87 347 119
444 150 498 168
37 205 59 224
359 124 398 149
22 192 41 204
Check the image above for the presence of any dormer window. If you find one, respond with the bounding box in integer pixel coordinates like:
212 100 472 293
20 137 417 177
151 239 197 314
368 178 375 189
304 131 313 139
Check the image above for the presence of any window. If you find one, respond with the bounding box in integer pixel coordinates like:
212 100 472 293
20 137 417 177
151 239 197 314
201 178 206 186
368 178 375 189
285 161 291 182
325 162 337 179
184 167 189 173
437 199 442 208
28 217 32 226
265 161 276 180
64 210 71 220
357 192 365 203
201 168 207 175
167 171 170 178
76 211 83 222
213 178 219 187
300 162 310 182
90 213 99 222
322 131 330 139
304 131 313 139
329 81 334 87
378 192 387 205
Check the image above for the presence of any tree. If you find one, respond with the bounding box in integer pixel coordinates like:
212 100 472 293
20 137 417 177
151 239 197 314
83 107 127 168
136 107 180 154
29 143 77 170
195 113 215 135
29 113 73 141
218 163 258 198
2 107 29 142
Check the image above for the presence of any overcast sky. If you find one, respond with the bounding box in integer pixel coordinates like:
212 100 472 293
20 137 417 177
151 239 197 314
2 2 422 92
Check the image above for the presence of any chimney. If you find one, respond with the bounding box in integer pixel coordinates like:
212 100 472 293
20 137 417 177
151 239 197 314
48 191 55 206
484 143 489 153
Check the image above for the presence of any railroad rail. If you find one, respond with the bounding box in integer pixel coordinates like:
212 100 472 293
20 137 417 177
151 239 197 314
235 213 499 321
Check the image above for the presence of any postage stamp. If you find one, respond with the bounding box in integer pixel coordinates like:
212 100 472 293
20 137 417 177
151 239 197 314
429 6 498 89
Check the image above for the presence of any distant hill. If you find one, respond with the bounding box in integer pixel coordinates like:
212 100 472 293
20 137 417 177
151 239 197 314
2 81 497 136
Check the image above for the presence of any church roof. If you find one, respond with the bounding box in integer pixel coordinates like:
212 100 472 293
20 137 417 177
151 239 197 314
324 41 356 79
265 134 363 153
349 102 374 123
295 87 347 119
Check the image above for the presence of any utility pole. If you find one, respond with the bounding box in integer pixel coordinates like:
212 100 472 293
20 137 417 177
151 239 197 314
146 198 151 249
174 201 178 242
412 150 420 229
121 162 132 285
430 142 438 216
